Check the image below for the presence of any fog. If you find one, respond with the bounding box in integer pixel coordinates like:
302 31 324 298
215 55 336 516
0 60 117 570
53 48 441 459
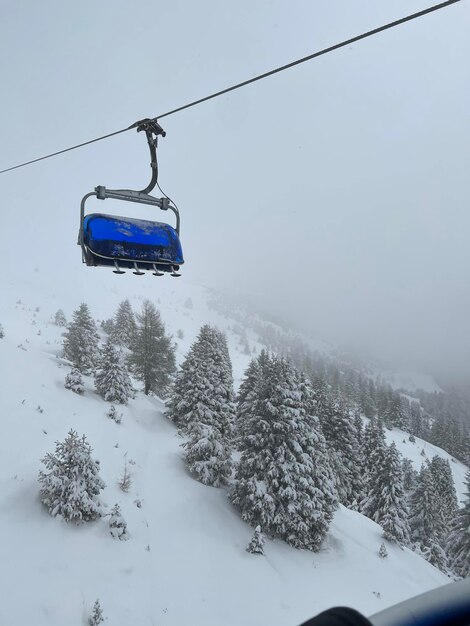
1 0 469 381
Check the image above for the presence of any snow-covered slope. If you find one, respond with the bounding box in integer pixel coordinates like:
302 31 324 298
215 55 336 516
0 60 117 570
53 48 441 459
0 276 461 626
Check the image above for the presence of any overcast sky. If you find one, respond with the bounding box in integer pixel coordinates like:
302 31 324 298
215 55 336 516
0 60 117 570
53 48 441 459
1 0 469 379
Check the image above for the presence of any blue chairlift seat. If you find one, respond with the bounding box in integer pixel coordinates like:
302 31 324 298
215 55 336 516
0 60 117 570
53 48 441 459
83 213 184 272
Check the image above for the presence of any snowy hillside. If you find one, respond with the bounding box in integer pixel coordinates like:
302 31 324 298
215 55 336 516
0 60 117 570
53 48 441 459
0 275 465 626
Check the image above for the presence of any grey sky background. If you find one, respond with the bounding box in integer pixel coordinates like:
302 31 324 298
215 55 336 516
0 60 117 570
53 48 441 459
1 0 469 379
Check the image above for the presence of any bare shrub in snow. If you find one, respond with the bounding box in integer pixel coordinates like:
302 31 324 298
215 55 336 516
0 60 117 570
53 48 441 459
118 456 132 493
38 430 105 523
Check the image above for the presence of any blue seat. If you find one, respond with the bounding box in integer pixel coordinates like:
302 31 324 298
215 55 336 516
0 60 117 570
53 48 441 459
83 213 184 271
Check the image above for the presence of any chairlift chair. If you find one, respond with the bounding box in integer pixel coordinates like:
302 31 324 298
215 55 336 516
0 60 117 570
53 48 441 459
78 119 183 276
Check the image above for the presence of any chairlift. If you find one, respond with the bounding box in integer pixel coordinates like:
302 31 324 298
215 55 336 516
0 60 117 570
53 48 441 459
78 119 183 276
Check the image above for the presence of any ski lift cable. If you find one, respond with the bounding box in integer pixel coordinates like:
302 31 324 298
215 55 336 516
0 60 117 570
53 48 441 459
0 0 463 176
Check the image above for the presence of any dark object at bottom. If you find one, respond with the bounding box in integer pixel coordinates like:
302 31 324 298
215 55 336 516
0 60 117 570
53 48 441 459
301 608 372 626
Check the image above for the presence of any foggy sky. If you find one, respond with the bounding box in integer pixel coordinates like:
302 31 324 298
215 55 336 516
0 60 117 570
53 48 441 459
1 0 469 380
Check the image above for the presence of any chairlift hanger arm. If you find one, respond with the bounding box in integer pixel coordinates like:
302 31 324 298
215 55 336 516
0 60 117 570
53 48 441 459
129 118 166 195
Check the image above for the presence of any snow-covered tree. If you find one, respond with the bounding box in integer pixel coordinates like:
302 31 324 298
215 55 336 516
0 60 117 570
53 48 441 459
38 430 105 523
402 458 418 492
183 421 232 487
378 542 388 558
88 600 104 626
246 526 265 555
428 455 458 532
111 299 136 348
446 469 470 578
95 337 133 404
64 368 84 395
62 303 99 374
409 462 447 570
128 300 175 397
318 398 363 508
362 418 387 477
54 309 67 327
109 503 129 540
363 443 410 546
167 324 236 440
231 357 338 551
235 350 270 445
107 404 122 424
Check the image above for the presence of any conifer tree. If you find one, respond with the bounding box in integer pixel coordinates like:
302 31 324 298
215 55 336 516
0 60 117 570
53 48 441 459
111 299 137 348
109 503 129 540
363 443 410 546
402 458 418 492
95 337 133 404
38 430 105 522
89 600 104 626
64 368 84 395
378 542 388 558
446 469 470 578
318 398 363 508
246 526 265 555
62 303 99 374
231 357 337 551
183 421 233 487
235 350 270 444
362 418 387 477
54 309 67 327
128 300 176 397
428 456 458 532
168 325 235 486
166 325 236 439
409 462 447 570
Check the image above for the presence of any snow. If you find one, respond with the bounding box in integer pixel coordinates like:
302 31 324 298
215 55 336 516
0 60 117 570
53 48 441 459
0 275 463 626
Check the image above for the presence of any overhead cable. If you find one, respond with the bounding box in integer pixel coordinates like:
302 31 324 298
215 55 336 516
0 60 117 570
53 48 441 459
0 0 462 175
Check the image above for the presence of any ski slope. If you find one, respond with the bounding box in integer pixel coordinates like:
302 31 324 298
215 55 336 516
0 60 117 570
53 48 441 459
0 275 464 626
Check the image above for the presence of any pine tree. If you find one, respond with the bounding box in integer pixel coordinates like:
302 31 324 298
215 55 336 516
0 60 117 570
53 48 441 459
166 325 236 439
128 300 175 397
318 398 363 508
109 503 129 540
402 458 418 492
428 455 458 532
54 309 67 327
363 443 410 546
446 469 470 578
231 357 337 551
95 337 133 404
38 430 105 522
409 462 447 570
111 299 137 348
235 350 270 445
246 526 265 555
378 542 388 558
107 404 122 424
169 326 235 487
62 303 99 374
88 600 104 626
183 421 233 487
64 368 84 395
362 418 387 477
